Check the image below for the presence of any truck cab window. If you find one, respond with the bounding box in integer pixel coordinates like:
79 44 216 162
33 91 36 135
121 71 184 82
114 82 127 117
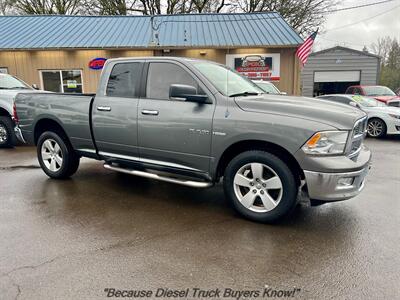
146 62 200 100
107 63 141 98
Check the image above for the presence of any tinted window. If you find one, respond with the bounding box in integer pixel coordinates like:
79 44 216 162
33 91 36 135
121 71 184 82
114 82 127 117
146 62 199 100
107 63 141 98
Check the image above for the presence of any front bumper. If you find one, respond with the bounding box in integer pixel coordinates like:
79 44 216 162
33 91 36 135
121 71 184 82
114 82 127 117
301 144 372 202
304 165 371 201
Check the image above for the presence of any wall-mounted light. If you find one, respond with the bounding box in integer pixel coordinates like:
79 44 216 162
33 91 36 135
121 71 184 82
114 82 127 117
199 51 207 56
163 49 171 53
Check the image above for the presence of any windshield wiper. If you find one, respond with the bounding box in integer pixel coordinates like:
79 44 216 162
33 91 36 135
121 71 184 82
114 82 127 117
9 86 29 89
229 91 259 97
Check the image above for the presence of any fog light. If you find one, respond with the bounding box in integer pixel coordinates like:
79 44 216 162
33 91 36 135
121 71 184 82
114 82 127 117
338 177 354 187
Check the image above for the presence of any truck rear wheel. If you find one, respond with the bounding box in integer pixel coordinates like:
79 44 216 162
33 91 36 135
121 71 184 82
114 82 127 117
0 116 16 148
223 150 298 223
37 131 80 179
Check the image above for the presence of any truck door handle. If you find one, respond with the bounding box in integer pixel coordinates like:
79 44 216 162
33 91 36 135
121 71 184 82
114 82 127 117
141 110 159 116
97 106 111 112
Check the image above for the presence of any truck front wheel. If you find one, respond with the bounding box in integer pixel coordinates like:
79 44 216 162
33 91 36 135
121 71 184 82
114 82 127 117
37 131 80 179
223 151 298 223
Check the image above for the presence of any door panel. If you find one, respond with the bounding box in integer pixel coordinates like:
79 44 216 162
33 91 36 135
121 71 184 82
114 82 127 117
138 62 214 173
92 62 143 158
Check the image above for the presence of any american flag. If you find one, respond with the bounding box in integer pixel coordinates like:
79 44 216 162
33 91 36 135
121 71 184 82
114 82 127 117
296 30 318 67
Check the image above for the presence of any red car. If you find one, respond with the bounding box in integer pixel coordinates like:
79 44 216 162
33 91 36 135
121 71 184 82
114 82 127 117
345 85 400 104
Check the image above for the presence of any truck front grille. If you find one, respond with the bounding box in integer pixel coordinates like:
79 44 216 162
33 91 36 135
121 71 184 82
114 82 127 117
348 117 367 158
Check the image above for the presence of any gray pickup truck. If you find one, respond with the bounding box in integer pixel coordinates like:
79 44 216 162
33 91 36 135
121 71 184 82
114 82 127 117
14 57 371 223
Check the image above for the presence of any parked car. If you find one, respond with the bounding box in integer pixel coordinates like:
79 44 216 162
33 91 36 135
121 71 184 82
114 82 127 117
345 85 400 104
252 80 286 95
0 73 39 148
317 94 400 138
14 57 371 223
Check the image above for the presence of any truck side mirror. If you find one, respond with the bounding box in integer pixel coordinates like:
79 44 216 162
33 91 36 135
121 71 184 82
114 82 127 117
32 84 39 90
169 84 208 103
349 101 360 109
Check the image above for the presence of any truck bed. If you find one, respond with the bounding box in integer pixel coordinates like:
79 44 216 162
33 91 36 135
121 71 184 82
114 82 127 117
15 92 96 152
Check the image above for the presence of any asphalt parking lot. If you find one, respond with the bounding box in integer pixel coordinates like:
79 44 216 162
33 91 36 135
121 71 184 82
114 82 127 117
0 137 399 300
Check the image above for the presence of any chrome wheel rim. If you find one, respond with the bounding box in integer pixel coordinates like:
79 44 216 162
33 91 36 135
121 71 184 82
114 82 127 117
233 162 283 213
0 124 8 144
367 120 383 137
41 139 63 172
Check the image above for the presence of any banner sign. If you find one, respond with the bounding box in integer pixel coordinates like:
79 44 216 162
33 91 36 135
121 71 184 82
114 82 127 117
226 54 280 81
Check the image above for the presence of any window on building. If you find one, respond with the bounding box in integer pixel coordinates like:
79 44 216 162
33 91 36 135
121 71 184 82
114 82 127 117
106 63 142 98
40 70 83 93
146 62 200 100
0 67 8 74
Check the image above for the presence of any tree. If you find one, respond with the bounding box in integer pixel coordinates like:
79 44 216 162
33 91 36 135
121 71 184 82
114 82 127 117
13 0 83 14
0 0 16 14
370 36 392 66
371 37 400 91
231 0 337 36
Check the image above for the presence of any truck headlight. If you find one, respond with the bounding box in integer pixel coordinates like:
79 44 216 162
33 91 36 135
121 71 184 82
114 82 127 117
302 131 349 155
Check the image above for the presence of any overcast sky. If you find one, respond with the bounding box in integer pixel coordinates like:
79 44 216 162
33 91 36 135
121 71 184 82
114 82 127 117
315 0 400 52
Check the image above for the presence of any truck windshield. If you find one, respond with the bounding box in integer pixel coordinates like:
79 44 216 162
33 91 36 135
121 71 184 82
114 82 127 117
363 86 395 96
193 62 263 97
0 74 31 90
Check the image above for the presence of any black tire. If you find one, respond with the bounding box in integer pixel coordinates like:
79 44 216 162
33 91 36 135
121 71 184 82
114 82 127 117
0 116 16 148
367 118 386 138
37 131 80 179
223 150 298 223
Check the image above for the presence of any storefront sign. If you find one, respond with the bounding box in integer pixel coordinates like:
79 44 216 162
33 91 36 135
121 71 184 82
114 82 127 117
226 54 280 81
89 58 107 70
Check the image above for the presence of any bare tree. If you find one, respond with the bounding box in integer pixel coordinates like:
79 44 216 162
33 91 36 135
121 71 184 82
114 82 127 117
370 36 393 66
371 37 400 90
13 0 83 14
0 0 15 14
232 0 337 37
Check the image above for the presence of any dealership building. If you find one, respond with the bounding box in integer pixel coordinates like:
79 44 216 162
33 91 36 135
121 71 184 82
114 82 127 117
0 13 303 95
301 46 381 97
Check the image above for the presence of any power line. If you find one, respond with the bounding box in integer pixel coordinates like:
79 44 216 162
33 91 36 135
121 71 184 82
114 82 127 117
324 3 400 32
323 0 398 14
150 0 400 27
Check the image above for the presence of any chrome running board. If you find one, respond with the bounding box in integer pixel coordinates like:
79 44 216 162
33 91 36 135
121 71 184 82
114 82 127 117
104 164 213 188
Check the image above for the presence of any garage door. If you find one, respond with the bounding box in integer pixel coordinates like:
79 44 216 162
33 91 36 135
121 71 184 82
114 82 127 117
314 71 360 83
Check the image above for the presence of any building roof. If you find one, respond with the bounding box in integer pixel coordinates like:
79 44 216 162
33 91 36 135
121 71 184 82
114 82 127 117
0 13 302 50
310 46 380 59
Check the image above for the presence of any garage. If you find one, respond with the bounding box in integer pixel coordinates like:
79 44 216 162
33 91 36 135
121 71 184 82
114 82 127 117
313 70 361 95
301 46 380 97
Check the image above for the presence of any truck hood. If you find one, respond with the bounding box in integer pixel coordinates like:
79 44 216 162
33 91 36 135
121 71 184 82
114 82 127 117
234 94 366 130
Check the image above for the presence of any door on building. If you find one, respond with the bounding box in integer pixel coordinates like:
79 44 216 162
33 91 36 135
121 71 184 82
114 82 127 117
40 70 83 93
138 61 215 173
313 70 360 96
